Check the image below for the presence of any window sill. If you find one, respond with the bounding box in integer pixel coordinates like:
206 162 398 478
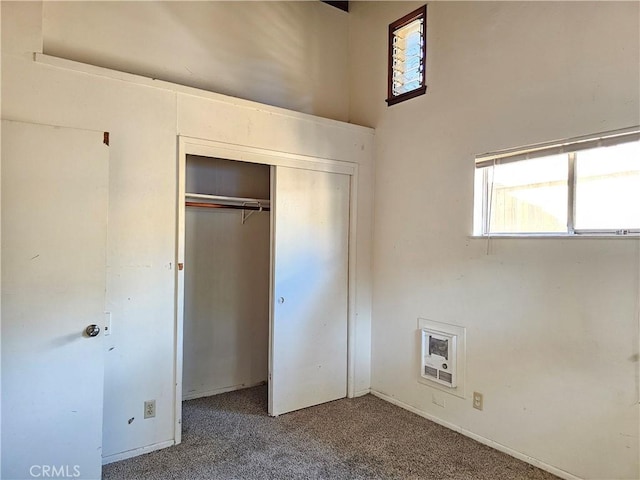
469 234 640 240
386 86 427 106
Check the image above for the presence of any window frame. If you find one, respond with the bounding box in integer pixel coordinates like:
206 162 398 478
386 5 427 106
473 127 640 237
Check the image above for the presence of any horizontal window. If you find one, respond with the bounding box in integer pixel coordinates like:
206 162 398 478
474 127 640 236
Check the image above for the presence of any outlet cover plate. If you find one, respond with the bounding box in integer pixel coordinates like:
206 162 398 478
473 392 483 411
144 400 156 419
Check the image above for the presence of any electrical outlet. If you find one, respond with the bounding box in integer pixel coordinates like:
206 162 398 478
473 391 483 411
144 400 156 419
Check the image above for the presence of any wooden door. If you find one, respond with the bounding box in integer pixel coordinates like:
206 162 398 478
1 120 109 479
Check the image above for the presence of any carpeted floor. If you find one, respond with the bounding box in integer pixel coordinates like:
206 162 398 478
103 386 558 480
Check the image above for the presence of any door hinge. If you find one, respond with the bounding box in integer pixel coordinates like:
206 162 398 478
103 132 110 146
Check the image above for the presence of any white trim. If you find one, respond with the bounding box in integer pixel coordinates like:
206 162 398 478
370 390 583 480
179 136 356 175
469 234 640 240
347 166 359 398
102 440 174 465
268 166 277 416
183 382 266 401
33 53 373 137
353 388 371 397
173 137 186 446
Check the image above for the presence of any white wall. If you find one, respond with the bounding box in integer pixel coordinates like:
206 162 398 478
2 0 373 463
182 157 270 400
349 2 639 480
42 1 349 122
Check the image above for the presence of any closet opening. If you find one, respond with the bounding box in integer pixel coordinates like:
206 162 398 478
181 155 271 416
176 136 358 437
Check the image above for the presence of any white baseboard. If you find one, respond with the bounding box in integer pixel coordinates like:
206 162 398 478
102 440 174 465
182 381 266 401
353 388 371 397
370 390 581 480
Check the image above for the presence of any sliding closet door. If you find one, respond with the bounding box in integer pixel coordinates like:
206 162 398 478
269 166 350 416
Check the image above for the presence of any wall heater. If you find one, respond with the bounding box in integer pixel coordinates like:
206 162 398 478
421 328 457 388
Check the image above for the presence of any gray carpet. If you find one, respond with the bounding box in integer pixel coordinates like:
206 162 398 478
103 386 558 480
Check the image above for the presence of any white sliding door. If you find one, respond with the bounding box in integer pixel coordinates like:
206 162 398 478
1 120 109 479
269 166 350 416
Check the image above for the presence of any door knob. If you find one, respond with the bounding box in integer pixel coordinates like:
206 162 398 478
85 324 100 337
278 297 285 304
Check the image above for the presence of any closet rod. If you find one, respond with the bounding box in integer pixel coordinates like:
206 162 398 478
185 192 270 206
185 201 270 212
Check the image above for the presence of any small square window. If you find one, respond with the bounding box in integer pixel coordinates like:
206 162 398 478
386 5 427 106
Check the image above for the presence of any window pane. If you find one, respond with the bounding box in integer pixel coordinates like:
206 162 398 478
489 155 568 233
575 141 640 230
391 17 424 96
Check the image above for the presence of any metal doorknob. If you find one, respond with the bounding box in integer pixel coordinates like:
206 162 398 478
85 324 100 337
278 297 285 304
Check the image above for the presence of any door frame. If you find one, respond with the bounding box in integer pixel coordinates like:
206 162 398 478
174 135 359 443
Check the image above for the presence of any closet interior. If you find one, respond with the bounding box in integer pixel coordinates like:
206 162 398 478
182 155 271 408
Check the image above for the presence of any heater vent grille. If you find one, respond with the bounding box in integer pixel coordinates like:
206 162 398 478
424 365 438 378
